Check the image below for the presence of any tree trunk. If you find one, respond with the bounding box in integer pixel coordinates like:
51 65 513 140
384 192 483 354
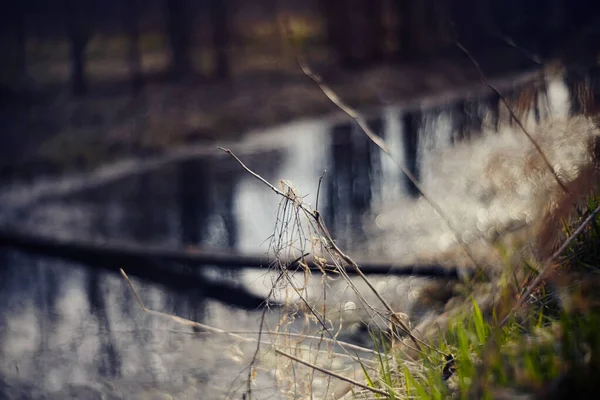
125 0 143 93
359 0 385 63
394 0 415 59
64 0 88 95
208 0 230 80
318 0 354 67
14 1 27 86
165 0 192 79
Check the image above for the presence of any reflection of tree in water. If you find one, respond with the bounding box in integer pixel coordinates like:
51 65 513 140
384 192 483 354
324 78 566 210
402 110 422 197
124 171 175 243
30 258 62 384
0 252 74 384
450 99 484 143
176 158 225 321
178 157 238 249
0 250 12 367
86 270 121 378
87 205 122 379
327 119 383 247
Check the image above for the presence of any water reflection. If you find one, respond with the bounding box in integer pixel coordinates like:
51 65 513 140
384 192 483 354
0 72 599 397
0 149 291 397
326 119 383 247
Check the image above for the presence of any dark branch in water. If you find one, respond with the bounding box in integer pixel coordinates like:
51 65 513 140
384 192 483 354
0 230 272 310
0 230 466 279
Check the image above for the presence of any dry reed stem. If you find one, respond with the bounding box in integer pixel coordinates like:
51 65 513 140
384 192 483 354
273 348 389 397
500 204 600 326
218 146 425 352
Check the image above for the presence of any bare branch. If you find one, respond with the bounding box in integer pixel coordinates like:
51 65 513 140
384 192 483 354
218 146 293 199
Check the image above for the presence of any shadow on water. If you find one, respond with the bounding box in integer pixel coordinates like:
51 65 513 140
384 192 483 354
1 69 600 396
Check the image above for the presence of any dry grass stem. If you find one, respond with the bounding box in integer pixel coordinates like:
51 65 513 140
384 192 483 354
273 348 390 397
119 268 375 359
121 266 393 397
218 146 425 352
500 204 600 326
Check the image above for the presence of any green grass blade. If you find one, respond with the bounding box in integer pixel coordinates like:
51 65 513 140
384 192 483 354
472 297 487 344
357 354 376 390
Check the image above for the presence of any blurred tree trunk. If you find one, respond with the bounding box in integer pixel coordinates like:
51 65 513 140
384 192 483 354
179 159 209 245
125 0 143 93
208 0 230 80
64 0 88 95
318 0 354 67
327 123 353 239
165 0 192 79
452 0 493 52
393 0 415 59
319 0 385 68
87 270 122 378
358 0 385 63
14 1 27 87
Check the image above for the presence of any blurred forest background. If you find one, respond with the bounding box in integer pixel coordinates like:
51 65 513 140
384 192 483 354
1 0 599 181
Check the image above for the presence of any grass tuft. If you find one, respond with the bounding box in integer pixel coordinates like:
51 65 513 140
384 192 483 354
370 194 600 399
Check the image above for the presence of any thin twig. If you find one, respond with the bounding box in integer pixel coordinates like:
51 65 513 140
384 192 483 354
274 348 390 397
247 266 287 399
455 41 570 195
495 34 543 65
120 268 252 342
315 170 326 214
218 147 292 199
276 331 378 356
500 205 600 326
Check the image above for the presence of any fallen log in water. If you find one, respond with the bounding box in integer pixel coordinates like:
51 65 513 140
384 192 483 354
0 230 274 310
0 229 465 279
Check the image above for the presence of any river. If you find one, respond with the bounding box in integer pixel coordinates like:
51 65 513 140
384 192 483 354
0 75 596 399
